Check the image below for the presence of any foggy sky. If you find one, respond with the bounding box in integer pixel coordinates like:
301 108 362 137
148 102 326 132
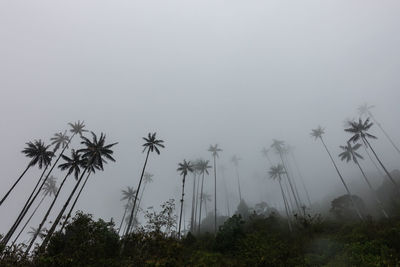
1 0 400 239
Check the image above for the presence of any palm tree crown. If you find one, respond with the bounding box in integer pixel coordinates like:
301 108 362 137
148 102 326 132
142 132 165 154
231 155 242 167
271 139 286 153
42 176 58 197
208 144 222 157
59 150 86 180
143 172 154 183
78 132 117 170
69 120 88 136
345 118 376 144
268 164 286 180
339 143 363 163
358 103 374 117
177 160 194 177
198 160 212 175
50 131 70 152
121 187 137 203
310 126 325 140
22 140 54 169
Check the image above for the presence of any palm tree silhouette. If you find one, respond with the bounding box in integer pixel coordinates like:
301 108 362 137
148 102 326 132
118 187 137 234
50 131 70 153
197 159 212 234
12 176 58 246
231 155 243 202
269 164 292 232
311 126 363 220
271 139 302 213
190 161 200 232
39 132 117 252
339 142 389 218
218 164 231 217
25 150 86 252
345 118 400 192
27 227 46 243
177 160 194 237
134 172 154 222
358 104 400 154
0 140 53 206
125 133 164 236
208 144 222 234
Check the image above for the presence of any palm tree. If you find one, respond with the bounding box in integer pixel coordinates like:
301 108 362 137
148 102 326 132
118 187 137 234
311 126 363 220
134 172 154 221
358 104 400 154
271 139 302 213
208 144 222 234
201 192 212 216
269 164 292 231
0 140 53 206
125 133 164 236
345 118 400 191
218 164 231 217
197 160 212 234
339 142 389 218
27 227 46 243
50 131 70 153
12 176 58 246
177 160 194 237
190 162 200 232
24 150 86 253
39 132 117 252
231 155 242 202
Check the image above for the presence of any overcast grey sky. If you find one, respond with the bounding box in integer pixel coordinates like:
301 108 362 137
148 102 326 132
1 0 400 238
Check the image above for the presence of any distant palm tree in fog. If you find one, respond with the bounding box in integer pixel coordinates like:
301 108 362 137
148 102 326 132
177 160 194 237
125 133 164 236
218 164 231 217
118 187 137 234
269 164 292 232
198 160 212 234
339 142 388 218
231 155 242 202
358 104 400 154
345 118 399 192
208 144 222 234
135 172 154 221
311 126 363 220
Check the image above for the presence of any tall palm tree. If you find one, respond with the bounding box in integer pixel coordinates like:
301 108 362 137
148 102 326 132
118 187 137 234
218 164 231 217
25 150 86 253
12 176 58 246
358 104 400 154
271 140 302 213
39 132 117 252
339 142 389 218
311 126 363 220
125 133 164 236
231 155 242 202
0 140 53 206
269 164 292 231
135 172 154 221
50 131 70 153
177 160 194 237
190 162 200 232
197 160 212 234
208 144 222 234
345 118 399 191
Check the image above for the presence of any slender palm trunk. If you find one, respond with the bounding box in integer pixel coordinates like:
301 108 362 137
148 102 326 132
355 160 389 218
204 198 208 215
319 137 364 220
235 166 242 203
364 146 385 178
279 153 302 213
25 172 71 253
198 172 205 234
0 163 32 206
278 178 292 232
190 173 196 232
125 149 151 236
284 154 303 207
194 172 201 230
118 205 129 235
178 175 186 237
221 170 230 216
213 156 217 234
134 182 147 223
39 168 88 252
59 172 91 232
12 194 47 246
370 114 400 154
364 138 400 192
289 152 312 207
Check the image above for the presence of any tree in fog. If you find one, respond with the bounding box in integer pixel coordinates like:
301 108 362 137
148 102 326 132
208 144 222 234
198 159 212 234
118 187 137 234
230 155 242 202
177 160 193 237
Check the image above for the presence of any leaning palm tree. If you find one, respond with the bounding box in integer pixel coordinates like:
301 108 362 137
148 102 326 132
134 172 154 221
208 144 222 234
125 133 164 236
12 176 58 246
345 118 400 192
0 140 53 206
118 187 137 234
231 155 242 202
339 142 389 218
358 104 400 154
311 126 363 220
197 160 212 234
39 132 117 252
269 164 292 232
177 160 194 237
24 150 86 253
50 131 70 153
271 140 302 213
